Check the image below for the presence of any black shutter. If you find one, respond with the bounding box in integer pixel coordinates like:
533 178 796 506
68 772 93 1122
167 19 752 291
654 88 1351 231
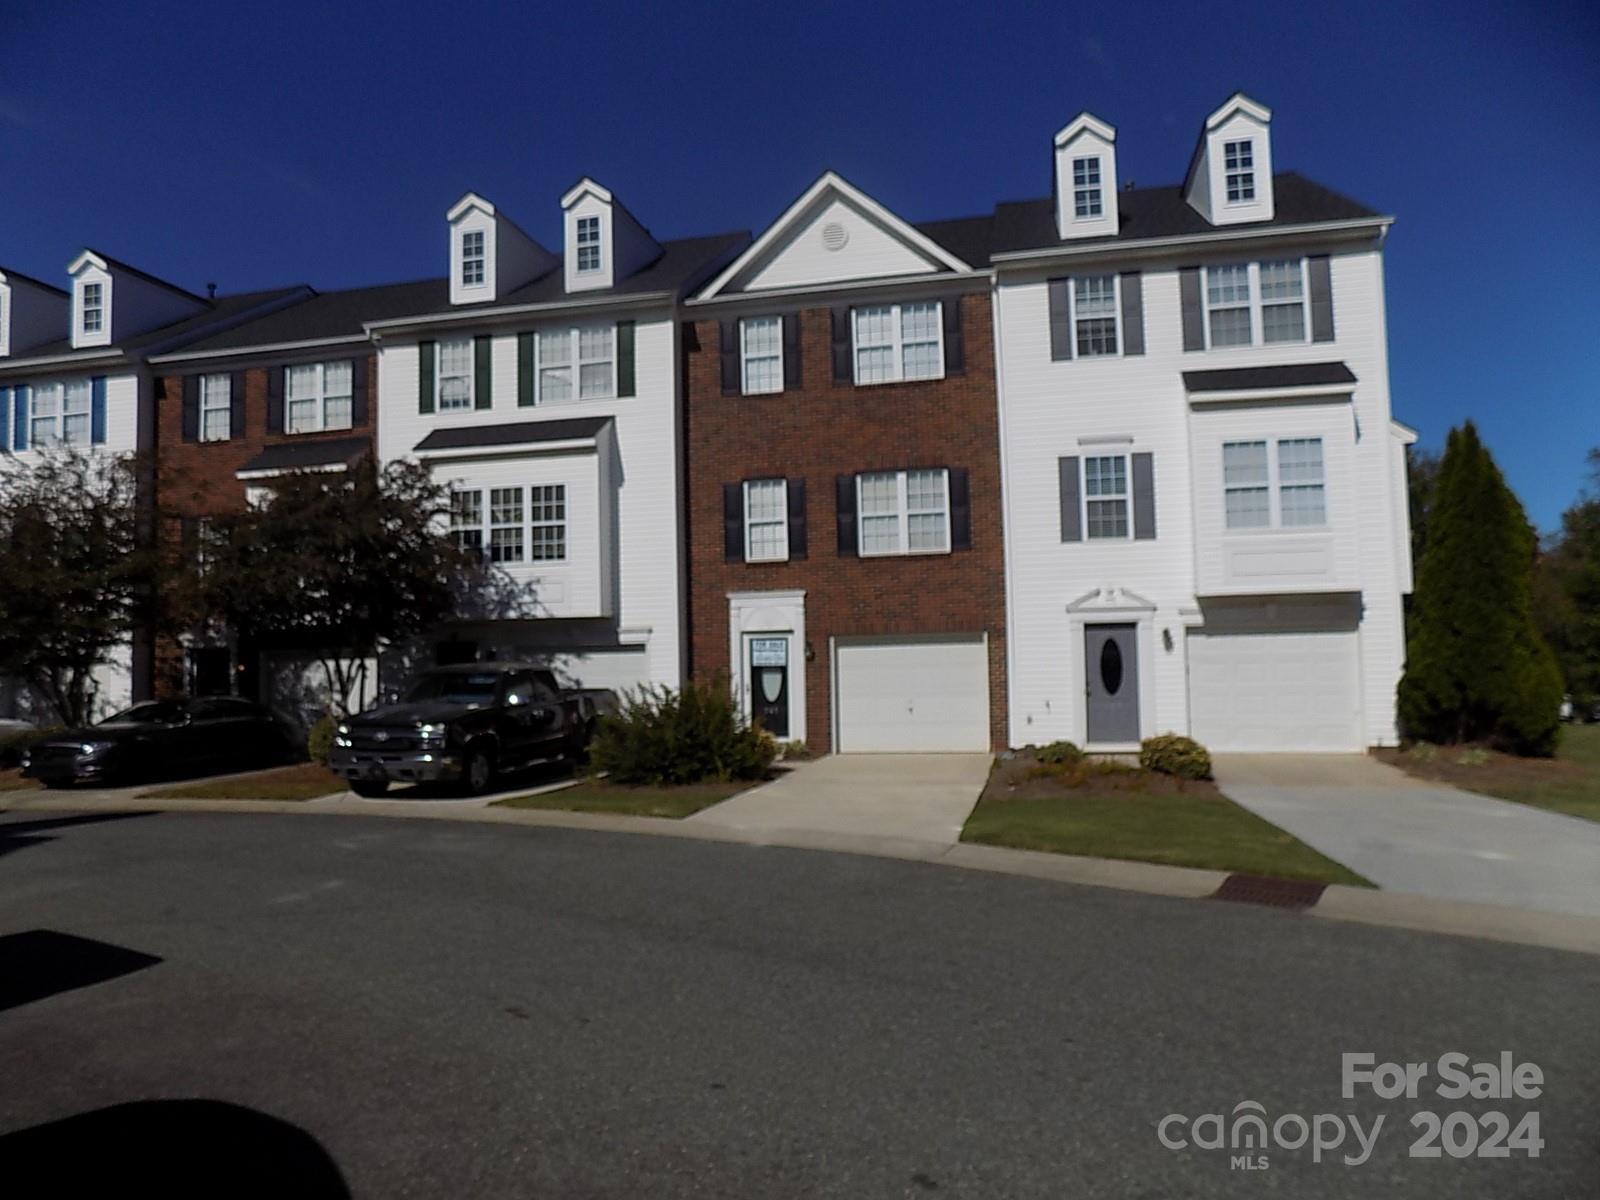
1119 271 1145 356
418 340 436 413
719 319 740 395
1308 255 1335 342
723 483 744 563
517 333 535 406
949 467 971 550
1132 452 1156 540
265 367 284 433
474 335 492 409
942 295 964 375
1059 456 1081 542
1179 268 1204 351
351 356 369 426
181 375 199 443
616 320 636 397
229 371 246 441
835 474 858 556
830 306 852 384
782 313 801 389
787 477 807 559
1048 279 1073 361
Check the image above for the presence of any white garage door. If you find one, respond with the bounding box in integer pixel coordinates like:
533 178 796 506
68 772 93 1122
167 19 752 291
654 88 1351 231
835 636 989 753
1188 626 1362 752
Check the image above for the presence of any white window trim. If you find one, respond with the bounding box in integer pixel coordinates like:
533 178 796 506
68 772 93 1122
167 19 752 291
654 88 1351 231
285 360 357 435
1202 259 1310 350
576 215 602 274
1081 453 1132 541
435 338 475 412
453 483 569 564
740 316 784 396
461 231 486 287
1221 437 1328 531
450 487 485 556
1066 274 1122 358
1224 139 1256 205
199 373 232 443
81 282 105 334
856 468 951 558
488 486 525 564
851 302 945 386
533 324 616 404
1072 155 1103 220
529 483 568 562
743 478 789 563
27 380 93 448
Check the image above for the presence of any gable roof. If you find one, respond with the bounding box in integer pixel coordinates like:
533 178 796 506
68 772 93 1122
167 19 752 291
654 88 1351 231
72 249 209 304
166 279 447 355
0 266 69 296
989 172 1384 259
698 171 974 300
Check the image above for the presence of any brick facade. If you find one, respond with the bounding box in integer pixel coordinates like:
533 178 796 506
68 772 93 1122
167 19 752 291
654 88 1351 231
683 295 1007 752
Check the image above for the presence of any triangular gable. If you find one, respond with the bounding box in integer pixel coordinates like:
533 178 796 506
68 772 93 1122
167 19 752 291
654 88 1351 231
699 171 971 298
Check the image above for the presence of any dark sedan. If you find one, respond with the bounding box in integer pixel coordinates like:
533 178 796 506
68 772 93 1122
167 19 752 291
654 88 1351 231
21 697 292 788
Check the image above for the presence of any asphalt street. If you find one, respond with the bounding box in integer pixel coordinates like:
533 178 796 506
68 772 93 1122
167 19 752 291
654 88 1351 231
0 809 1595 1198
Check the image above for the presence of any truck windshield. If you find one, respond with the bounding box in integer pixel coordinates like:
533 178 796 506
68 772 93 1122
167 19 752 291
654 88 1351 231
405 673 501 706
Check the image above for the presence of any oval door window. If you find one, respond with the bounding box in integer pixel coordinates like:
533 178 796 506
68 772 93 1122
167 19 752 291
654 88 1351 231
1099 639 1124 696
759 669 784 703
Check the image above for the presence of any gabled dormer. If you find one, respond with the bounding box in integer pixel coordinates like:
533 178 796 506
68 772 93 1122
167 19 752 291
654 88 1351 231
1053 113 1119 240
697 170 971 298
560 178 661 294
0 268 69 358
1183 93 1275 226
68 250 207 350
447 192 558 306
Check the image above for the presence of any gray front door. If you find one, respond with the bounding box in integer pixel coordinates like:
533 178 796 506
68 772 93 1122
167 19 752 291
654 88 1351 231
1085 624 1138 744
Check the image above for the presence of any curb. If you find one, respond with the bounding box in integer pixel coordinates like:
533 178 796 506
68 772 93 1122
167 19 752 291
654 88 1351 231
5 790 1599 958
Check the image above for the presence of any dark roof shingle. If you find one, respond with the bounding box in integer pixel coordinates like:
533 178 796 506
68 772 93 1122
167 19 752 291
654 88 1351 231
414 416 612 452
1182 361 1357 393
237 436 371 474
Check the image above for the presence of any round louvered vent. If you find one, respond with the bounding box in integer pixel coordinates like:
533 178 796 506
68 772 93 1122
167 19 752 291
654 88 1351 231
821 221 849 251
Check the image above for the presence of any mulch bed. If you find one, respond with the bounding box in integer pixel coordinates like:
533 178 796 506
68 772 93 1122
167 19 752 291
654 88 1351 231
982 751 1218 802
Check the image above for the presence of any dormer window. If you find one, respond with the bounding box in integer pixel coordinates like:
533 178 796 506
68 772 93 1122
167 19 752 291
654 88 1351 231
576 216 602 273
1073 157 1103 219
1224 140 1255 203
461 231 485 287
82 282 104 334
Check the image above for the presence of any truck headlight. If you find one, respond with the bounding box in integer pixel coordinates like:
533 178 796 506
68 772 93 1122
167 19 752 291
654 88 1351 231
416 723 446 748
334 722 352 749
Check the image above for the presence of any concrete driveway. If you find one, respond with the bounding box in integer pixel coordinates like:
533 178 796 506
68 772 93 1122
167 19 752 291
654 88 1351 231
1215 754 1600 918
687 753 990 851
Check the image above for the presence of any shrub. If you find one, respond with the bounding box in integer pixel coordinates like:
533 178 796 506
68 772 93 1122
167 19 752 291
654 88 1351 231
589 679 777 786
776 739 815 761
306 714 338 765
1035 740 1083 766
1139 734 1213 781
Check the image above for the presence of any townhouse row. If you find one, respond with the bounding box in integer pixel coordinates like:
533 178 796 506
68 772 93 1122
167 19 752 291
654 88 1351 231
0 93 1415 753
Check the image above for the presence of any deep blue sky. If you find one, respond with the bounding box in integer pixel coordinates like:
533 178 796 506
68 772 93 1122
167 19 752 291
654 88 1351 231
3 0 1596 530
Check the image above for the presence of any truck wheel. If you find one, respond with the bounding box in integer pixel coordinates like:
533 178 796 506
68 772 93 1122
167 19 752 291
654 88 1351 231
350 779 389 798
463 747 496 796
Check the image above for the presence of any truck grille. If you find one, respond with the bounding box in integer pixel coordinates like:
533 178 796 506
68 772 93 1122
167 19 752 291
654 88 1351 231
349 727 421 753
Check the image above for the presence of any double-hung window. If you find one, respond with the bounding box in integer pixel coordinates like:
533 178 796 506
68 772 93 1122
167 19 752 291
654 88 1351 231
1082 455 1130 539
1222 438 1326 529
853 302 942 385
577 326 614 398
743 478 788 562
199 374 231 442
1073 276 1119 356
450 489 484 556
489 487 524 563
461 230 485 287
534 326 614 402
81 282 104 334
740 316 782 395
1073 156 1103 218
286 361 355 433
858 468 949 556
530 485 566 561
28 380 91 447
29 382 59 447
1224 140 1255 202
437 338 473 411
1204 260 1310 348
576 216 601 273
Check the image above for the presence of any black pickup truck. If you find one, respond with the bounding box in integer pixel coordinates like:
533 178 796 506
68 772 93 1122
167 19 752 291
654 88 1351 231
329 663 610 797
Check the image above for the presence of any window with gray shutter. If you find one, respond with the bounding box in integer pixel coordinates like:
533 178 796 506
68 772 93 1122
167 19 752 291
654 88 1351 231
1059 456 1081 542
1048 279 1073 361
1179 268 1204 351
1132 452 1156 540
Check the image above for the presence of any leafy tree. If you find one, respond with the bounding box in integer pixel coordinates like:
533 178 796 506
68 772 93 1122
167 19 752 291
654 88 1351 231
0 449 183 726
1535 449 1600 711
1397 422 1562 754
201 458 474 715
1406 446 1441 570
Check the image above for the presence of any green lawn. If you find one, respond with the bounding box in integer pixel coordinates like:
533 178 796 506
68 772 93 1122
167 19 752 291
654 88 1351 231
1378 724 1600 823
964 758 1370 887
139 763 346 802
493 779 751 819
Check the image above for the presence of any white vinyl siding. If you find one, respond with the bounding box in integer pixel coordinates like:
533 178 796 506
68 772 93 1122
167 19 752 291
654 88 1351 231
740 316 782 395
853 302 943 385
1223 438 1326 529
199 374 231 442
437 338 474 411
286 360 355 434
1205 260 1310 349
743 478 788 561
1083 454 1130 539
858 468 949 557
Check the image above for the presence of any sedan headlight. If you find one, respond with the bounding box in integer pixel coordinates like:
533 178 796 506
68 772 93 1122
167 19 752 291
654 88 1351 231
78 740 116 757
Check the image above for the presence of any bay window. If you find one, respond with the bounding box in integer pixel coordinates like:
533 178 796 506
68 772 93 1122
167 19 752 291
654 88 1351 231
1223 437 1326 529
